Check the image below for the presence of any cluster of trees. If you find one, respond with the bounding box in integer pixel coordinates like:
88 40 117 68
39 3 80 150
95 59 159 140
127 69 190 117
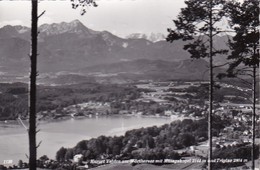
167 83 251 104
0 80 252 120
37 83 141 113
212 144 260 169
0 83 28 120
0 82 141 120
56 119 211 162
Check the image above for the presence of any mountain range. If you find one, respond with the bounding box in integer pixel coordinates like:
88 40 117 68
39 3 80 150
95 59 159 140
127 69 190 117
79 58 212 81
0 20 227 81
126 32 166 42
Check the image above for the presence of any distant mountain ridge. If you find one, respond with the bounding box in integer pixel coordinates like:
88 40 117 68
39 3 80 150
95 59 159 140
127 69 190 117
79 58 212 80
0 20 192 74
0 20 227 81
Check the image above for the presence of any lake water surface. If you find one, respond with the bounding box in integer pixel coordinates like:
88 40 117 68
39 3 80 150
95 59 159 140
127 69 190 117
0 115 172 165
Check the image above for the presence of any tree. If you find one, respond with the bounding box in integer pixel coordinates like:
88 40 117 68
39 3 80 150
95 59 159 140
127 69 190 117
18 160 23 168
64 149 74 160
71 0 98 15
28 1 38 169
56 147 68 161
177 132 196 147
219 0 259 169
39 155 49 161
28 0 97 169
166 0 228 169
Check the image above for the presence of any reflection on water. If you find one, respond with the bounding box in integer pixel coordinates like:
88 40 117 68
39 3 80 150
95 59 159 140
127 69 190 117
0 115 172 164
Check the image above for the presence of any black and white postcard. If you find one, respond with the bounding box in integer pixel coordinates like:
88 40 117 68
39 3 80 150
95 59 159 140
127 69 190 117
0 0 259 169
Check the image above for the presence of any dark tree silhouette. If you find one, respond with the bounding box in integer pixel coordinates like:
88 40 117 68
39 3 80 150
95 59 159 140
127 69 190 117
29 0 38 169
166 0 228 169
28 0 97 169
218 0 259 169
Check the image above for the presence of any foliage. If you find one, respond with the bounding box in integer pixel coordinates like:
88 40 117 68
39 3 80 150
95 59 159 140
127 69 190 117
0 82 141 120
71 0 98 15
166 0 228 59
225 0 259 74
56 147 68 162
218 2 259 169
212 144 260 169
217 0 259 80
56 119 211 161
167 83 251 104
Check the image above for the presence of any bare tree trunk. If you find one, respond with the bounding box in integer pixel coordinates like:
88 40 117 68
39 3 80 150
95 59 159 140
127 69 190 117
251 33 258 170
208 1 213 169
29 0 38 169
251 65 256 170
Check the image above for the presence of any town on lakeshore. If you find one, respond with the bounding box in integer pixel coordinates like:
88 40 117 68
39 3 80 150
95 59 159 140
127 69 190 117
0 79 259 169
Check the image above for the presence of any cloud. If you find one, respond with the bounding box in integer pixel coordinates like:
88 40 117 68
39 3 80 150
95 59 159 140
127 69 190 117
0 17 54 28
38 16 54 25
0 20 25 28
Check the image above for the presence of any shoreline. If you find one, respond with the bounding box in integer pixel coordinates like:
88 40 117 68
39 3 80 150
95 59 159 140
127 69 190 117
0 112 193 126
0 115 174 164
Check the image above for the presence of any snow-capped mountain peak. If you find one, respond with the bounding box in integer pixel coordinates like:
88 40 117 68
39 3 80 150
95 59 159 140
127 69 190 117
13 26 30 33
149 33 166 42
126 32 166 42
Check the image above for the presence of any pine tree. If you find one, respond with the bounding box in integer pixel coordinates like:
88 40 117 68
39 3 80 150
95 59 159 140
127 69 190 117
166 0 229 169
220 0 259 169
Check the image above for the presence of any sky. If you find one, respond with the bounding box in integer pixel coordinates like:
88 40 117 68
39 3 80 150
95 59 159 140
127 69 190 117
0 0 186 37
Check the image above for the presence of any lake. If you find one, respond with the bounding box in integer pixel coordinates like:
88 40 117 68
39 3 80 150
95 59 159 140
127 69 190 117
0 115 173 165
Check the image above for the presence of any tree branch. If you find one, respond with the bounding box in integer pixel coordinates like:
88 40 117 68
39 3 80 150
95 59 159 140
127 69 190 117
213 62 231 68
236 68 254 73
38 10 46 19
36 141 42 149
234 76 252 86
212 30 235 37
36 129 41 134
236 72 254 78
17 115 28 131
